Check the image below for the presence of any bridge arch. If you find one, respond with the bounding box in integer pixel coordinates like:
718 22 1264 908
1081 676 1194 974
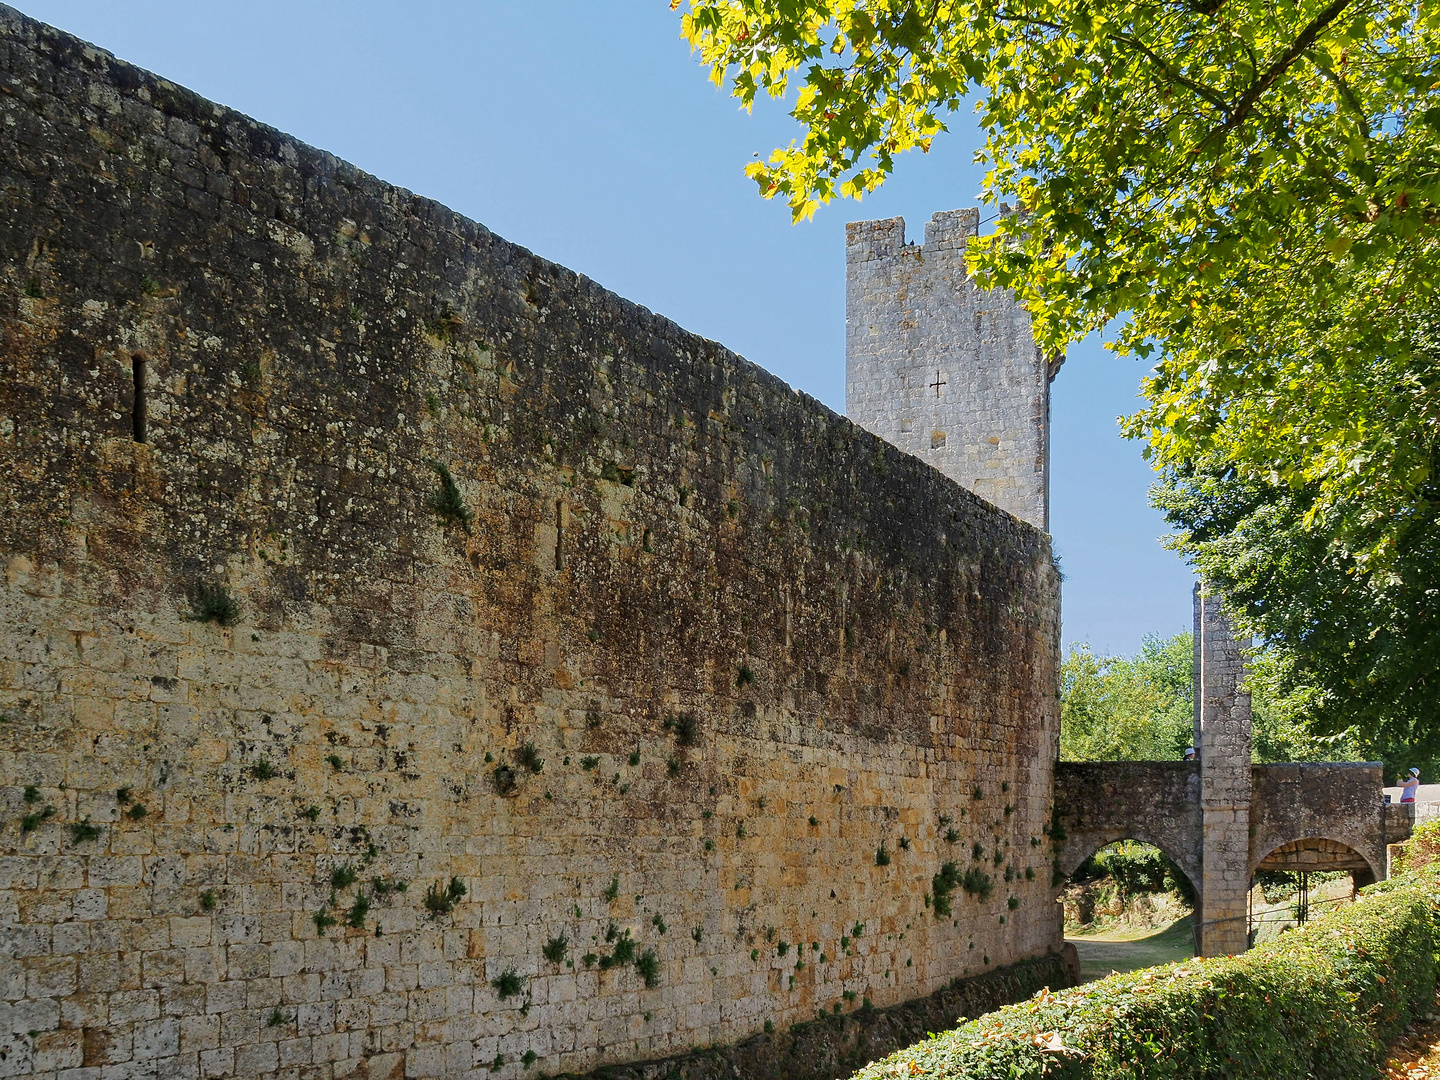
1055 832 1199 896
1250 834 1382 887
1249 763 1398 889
1052 761 1204 895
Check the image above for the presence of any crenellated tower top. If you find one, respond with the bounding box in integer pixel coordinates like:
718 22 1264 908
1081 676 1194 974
845 208 1057 530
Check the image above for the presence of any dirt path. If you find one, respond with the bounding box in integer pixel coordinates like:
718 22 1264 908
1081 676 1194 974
1387 991 1440 1078
1066 917 1195 983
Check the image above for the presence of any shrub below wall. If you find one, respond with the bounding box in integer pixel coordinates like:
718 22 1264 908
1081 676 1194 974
1392 819 1440 875
549 953 1072 1080
850 870 1440 1080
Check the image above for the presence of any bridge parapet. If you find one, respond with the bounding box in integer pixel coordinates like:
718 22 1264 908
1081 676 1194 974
1052 762 1202 887
1387 800 1418 843
1250 762 1402 882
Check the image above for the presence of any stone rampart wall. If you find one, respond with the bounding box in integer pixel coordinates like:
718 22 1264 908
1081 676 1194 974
0 7 1061 1078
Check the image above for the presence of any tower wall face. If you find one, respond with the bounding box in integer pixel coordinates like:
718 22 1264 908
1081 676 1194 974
845 210 1051 530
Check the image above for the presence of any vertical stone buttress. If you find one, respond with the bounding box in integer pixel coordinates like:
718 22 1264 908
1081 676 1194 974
1193 583 1254 956
845 209 1058 531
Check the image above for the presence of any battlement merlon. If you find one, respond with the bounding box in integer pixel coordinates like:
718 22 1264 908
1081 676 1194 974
924 207 982 251
846 207 1066 385
845 208 982 265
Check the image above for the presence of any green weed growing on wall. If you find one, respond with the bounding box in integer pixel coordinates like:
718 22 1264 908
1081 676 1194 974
542 935 568 964
20 805 55 833
636 949 661 987
931 862 963 917
962 868 994 900
492 764 517 795
191 582 239 627
423 876 467 918
346 894 369 929
491 969 524 1000
70 817 101 843
424 460 472 534
664 712 698 746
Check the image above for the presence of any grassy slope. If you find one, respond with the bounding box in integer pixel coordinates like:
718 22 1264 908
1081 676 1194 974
1068 916 1195 982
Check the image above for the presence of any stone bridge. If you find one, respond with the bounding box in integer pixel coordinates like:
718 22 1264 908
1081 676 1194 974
1052 587 1414 956
1054 761 1412 900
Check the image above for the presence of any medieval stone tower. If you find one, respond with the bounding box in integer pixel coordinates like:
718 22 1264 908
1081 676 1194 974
845 208 1059 530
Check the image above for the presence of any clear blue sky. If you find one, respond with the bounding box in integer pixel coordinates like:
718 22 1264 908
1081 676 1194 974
18 1 1195 654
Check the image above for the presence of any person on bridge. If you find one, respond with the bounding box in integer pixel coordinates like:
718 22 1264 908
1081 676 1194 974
1401 768 1421 803
1184 747 1196 762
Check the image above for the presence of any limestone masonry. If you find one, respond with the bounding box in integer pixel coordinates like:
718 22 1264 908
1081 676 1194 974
0 7 1063 1079
845 210 1057 531
1192 585 1253 957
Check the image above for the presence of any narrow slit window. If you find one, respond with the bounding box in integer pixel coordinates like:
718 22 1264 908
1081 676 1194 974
131 356 147 443
555 501 564 571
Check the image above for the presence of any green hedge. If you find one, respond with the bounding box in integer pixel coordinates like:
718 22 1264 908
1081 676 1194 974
850 870 1440 1080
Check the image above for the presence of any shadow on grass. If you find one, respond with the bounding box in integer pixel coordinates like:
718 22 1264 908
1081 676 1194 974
1066 915 1196 983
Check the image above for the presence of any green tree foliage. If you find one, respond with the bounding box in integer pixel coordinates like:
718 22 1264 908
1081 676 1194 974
1061 630 1365 766
1077 840 1196 902
1158 470 1434 773
677 0 1440 354
680 1 1440 752
1245 647 1363 765
1060 633 1194 762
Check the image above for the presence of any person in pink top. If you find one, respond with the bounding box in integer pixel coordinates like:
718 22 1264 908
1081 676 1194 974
1401 768 1421 803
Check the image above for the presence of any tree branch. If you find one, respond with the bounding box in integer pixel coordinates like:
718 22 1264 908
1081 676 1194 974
990 8 1233 116
1106 29 1235 113
1307 51 1372 140
1199 0 1355 148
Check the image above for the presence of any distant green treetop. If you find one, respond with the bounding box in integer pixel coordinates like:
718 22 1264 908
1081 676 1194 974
1061 633 1193 762
1060 630 1364 765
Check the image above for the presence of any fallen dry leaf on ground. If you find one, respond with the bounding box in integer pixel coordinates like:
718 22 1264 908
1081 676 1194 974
1385 993 1440 1079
